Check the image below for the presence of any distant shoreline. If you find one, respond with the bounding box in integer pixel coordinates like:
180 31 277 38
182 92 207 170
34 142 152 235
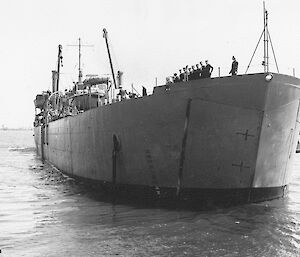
0 128 33 131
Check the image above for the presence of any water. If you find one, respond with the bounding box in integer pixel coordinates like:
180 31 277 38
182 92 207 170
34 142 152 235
0 130 299 257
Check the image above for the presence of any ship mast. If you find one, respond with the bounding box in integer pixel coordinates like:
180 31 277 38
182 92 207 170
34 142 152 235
103 28 117 89
56 44 63 92
245 2 279 74
78 38 82 83
68 38 93 89
263 1 269 72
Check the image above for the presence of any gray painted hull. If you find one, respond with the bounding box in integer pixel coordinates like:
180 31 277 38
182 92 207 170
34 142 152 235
34 73 300 204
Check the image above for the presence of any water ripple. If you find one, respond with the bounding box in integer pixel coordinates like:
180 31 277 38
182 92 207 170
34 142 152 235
0 131 299 257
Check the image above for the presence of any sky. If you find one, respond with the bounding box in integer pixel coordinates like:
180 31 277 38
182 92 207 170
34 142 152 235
0 0 299 128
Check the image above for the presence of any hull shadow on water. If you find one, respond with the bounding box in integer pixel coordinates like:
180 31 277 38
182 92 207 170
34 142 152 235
36 159 288 212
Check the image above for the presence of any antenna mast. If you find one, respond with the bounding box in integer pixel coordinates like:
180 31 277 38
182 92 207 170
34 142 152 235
245 2 279 74
78 38 82 83
67 38 93 85
263 2 269 72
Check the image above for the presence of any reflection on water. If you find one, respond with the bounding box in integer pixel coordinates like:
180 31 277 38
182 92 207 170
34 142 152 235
0 130 299 257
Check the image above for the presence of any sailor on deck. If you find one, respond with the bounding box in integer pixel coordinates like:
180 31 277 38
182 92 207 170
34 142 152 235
194 64 201 80
200 62 205 78
173 73 180 83
189 66 196 80
179 69 184 81
229 56 238 76
204 60 213 78
118 87 128 100
183 66 189 82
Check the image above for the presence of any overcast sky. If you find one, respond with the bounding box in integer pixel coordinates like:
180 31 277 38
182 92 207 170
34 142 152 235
0 0 299 128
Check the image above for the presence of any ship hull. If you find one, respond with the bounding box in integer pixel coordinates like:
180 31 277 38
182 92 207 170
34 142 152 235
34 73 300 205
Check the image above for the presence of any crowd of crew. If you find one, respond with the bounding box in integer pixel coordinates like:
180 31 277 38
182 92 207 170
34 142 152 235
170 60 214 83
169 56 238 84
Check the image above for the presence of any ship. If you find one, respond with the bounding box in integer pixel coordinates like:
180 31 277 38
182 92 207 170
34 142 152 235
33 8 300 206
